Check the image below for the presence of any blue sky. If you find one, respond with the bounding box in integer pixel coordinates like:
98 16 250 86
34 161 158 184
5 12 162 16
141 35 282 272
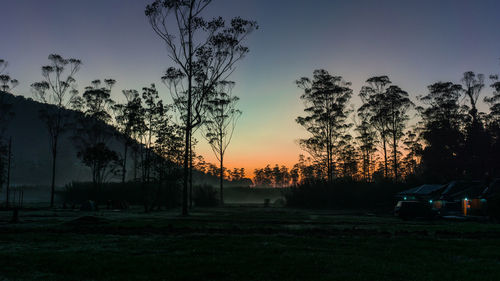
2 0 500 173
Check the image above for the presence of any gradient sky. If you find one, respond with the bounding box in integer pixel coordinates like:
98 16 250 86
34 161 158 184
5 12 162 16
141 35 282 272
2 0 500 177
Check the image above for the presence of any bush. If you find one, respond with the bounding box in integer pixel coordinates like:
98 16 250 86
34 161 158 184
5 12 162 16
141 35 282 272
60 181 181 209
284 179 411 212
193 184 219 207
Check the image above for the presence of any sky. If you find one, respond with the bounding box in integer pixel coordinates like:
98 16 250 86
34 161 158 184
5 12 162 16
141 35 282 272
2 0 500 177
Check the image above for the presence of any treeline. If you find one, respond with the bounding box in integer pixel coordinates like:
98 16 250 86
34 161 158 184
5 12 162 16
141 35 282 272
0 55 186 209
0 55 247 210
253 69 500 186
253 165 298 187
1 0 259 214
194 155 247 181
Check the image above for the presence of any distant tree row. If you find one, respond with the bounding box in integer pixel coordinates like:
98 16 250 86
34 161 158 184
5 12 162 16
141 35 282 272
253 68 500 186
253 164 296 187
194 155 246 181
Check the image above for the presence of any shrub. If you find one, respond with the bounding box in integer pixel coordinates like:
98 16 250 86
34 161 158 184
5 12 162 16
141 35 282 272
60 181 181 209
284 179 411 212
193 184 219 207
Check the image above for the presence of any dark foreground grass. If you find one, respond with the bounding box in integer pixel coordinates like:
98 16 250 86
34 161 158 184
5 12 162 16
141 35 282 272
1 206 500 281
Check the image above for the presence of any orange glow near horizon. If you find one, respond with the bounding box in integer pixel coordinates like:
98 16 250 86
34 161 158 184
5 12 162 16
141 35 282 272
196 140 422 181
197 139 302 179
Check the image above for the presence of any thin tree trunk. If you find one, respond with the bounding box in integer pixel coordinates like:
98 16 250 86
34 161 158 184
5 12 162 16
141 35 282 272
146 118 152 183
369 151 372 181
326 137 332 182
366 151 370 181
189 135 193 209
182 2 194 216
50 138 58 208
140 142 145 183
393 131 398 181
382 137 388 178
326 146 329 182
6 138 11 208
122 141 128 183
220 147 224 205
133 146 137 181
182 67 192 216
182 120 191 215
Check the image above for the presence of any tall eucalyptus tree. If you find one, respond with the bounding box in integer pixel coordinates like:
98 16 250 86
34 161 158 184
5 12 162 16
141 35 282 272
31 54 81 207
359 76 391 178
0 59 18 94
296 69 353 182
202 81 241 204
145 0 257 215
384 85 413 181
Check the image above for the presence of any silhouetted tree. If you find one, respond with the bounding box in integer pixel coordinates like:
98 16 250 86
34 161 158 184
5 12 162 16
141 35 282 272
146 0 257 215
292 154 325 183
113 89 144 182
0 61 14 195
337 134 358 179
140 84 164 183
359 76 392 178
153 106 184 167
384 85 413 181
461 71 488 178
0 60 15 137
31 54 81 207
401 129 422 177
227 167 245 182
418 82 465 182
77 143 119 188
0 95 12 140
148 102 183 211
0 60 18 94
72 79 118 188
355 112 377 181
487 74 500 120
253 164 291 187
0 59 6 74
202 81 241 203
296 69 353 182
0 143 7 200
0 76 18 94
253 165 273 187
462 71 485 124
485 74 500 176
193 155 208 175
290 165 299 186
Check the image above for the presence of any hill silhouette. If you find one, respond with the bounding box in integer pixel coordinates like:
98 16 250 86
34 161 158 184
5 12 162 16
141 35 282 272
1 91 123 186
0 91 252 189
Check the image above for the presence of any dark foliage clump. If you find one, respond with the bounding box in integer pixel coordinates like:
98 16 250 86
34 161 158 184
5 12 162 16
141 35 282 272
193 185 219 207
284 179 412 211
61 181 181 209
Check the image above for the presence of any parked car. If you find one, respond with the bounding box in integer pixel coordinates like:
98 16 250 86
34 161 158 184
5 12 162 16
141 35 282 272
397 184 445 202
394 200 438 220
395 180 495 219
438 181 487 216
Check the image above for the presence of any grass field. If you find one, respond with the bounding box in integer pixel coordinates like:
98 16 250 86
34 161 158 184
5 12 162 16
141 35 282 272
1 205 500 281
